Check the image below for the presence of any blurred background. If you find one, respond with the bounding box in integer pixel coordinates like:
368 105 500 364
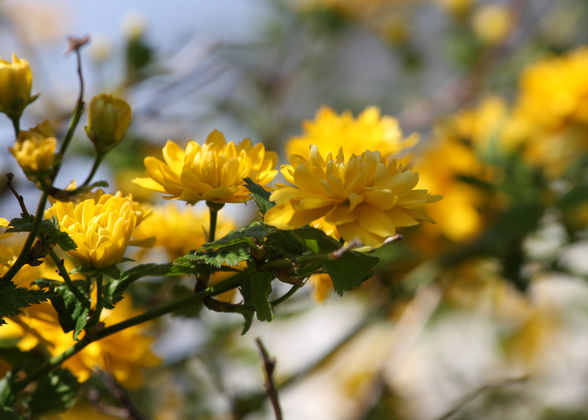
2 0 588 419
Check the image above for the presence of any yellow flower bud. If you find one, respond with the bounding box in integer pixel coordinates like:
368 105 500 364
85 93 132 153
9 120 56 177
0 54 36 121
471 4 513 46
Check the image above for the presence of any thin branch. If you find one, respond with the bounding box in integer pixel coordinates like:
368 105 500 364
255 338 282 420
13 270 249 393
5 173 29 216
435 375 529 420
97 370 150 420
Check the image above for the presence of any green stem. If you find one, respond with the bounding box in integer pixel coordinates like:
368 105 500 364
1 191 48 283
80 153 104 187
270 285 300 307
13 270 250 393
206 201 224 243
89 274 104 327
48 250 90 307
51 46 85 184
10 116 20 138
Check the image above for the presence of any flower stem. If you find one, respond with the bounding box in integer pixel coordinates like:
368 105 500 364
0 191 48 283
13 270 250 394
10 116 20 138
48 250 90 307
206 201 224 243
80 152 105 187
89 274 104 327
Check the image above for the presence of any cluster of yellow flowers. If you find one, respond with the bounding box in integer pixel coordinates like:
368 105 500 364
1 47 442 399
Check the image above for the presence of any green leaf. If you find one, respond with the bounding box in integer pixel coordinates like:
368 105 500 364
244 177 275 214
105 263 178 308
7 216 76 251
0 282 51 325
240 311 254 335
0 370 18 410
323 251 379 295
183 244 251 268
292 227 341 254
29 368 79 416
38 280 90 340
0 347 49 373
241 272 274 323
202 222 276 250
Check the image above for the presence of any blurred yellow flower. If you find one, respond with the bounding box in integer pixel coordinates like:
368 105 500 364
286 106 417 159
514 48 588 174
265 146 439 247
45 193 146 268
133 203 236 260
309 272 334 302
0 293 159 387
414 97 515 246
435 0 473 20
85 93 132 154
133 130 278 204
0 54 34 120
471 4 513 45
9 120 56 175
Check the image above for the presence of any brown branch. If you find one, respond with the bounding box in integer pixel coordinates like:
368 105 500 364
255 338 283 420
5 173 29 216
96 370 150 420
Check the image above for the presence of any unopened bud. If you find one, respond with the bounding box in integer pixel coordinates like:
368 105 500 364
85 93 132 154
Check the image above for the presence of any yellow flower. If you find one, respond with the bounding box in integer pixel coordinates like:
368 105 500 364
0 294 159 387
414 98 512 245
471 4 513 45
45 193 146 268
286 106 417 159
9 120 56 176
85 93 132 153
265 146 440 247
133 203 236 260
0 54 35 120
513 48 588 175
133 130 278 204
435 0 473 20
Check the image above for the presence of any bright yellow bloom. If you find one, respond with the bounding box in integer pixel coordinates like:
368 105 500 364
133 130 278 204
9 120 56 176
0 54 34 120
265 146 440 247
471 4 513 45
85 93 132 153
286 106 417 159
45 193 146 268
133 203 236 260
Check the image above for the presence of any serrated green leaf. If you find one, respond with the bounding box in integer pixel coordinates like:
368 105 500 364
292 227 341 253
184 244 251 268
29 368 79 416
0 282 51 325
265 229 309 257
7 216 76 251
241 272 273 322
323 251 379 295
47 283 90 340
244 177 275 214
202 222 275 250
